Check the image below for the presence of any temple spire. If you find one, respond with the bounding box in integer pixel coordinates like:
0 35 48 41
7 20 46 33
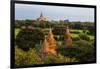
40 27 57 56
37 11 46 21
66 26 70 34
41 36 49 54
63 25 72 47
40 11 43 17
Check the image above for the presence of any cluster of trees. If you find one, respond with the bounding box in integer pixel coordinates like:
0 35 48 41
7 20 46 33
15 46 79 67
15 40 95 67
15 19 95 66
15 27 95 64
57 39 95 62
16 26 92 51
68 22 95 35
15 46 42 66
16 28 45 51
15 20 95 35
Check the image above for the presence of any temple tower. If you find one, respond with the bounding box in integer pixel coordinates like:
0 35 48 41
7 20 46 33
40 28 56 56
41 36 49 55
63 26 72 47
37 12 46 21
46 28 57 55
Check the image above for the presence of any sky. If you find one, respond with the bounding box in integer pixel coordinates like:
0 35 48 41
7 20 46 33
15 4 95 22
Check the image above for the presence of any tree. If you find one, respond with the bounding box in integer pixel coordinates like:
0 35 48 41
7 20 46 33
16 28 45 51
79 33 90 41
52 26 66 41
57 39 95 62
15 47 42 66
76 40 95 62
88 26 95 35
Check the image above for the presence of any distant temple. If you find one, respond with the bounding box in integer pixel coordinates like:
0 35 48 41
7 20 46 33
63 26 72 47
37 12 46 21
40 28 56 56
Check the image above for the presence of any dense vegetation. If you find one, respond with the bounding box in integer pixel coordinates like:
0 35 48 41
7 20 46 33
15 20 95 67
16 28 44 51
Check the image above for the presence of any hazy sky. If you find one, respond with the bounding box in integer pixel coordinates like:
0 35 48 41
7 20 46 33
15 4 94 22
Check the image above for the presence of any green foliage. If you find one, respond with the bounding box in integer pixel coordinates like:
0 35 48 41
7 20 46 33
63 57 79 63
33 21 53 28
57 47 81 58
15 20 95 32
43 54 79 64
87 26 95 35
15 20 95 65
15 47 42 66
70 31 80 34
16 28 45 51
53 26 66 35
15 20 33 28
43 55 63 64
75 40 95 62
57 39 95 62
52 26 66 41
69 22 94 30
15 46 80 66
79 33 90 41
72 37 80 41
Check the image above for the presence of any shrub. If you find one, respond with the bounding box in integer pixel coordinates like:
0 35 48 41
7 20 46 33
57 40 95 62
43 54 79 64
79 33 90 41
43 55 64 64
72 37 80 41
57 47 81 58
70 31 80 34
52 26 66 35
16 28 45 51
15 47 42 66
76 40 95 62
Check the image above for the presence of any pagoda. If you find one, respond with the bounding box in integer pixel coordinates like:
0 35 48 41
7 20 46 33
46 28 56 55
40 28 56 56
63 26 72 48
37 12 46 21
40 36 50 56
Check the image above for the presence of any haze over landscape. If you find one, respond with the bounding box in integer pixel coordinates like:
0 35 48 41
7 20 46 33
15 4 94 22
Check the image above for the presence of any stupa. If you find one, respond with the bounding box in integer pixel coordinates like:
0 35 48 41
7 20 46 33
40 28 56 56
40 36 49 55
46 28 56 55
63 26 72 47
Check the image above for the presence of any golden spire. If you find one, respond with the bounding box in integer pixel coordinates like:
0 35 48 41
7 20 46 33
41 36 49 54
46 28 57 55
47 28 56 46
40 28 57 56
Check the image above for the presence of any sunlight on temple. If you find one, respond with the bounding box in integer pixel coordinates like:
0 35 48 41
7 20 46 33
40 28 56 56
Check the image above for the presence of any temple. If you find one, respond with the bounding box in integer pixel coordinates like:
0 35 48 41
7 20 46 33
40 28 56 56
37 12 46 21
63 26 72 47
